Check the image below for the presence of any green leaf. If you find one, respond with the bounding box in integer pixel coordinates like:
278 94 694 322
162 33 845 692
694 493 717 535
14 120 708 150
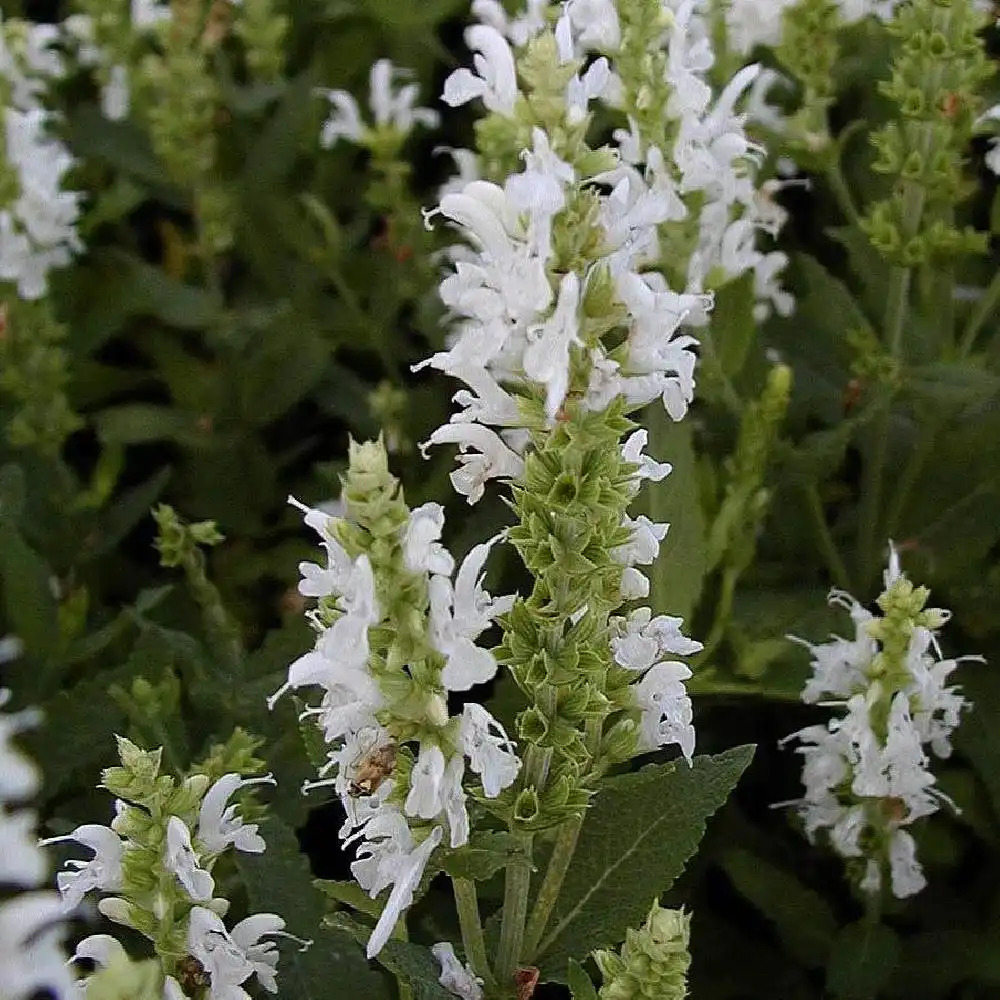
637 409 707 621
713 272 757 378
242 70 320 192
439 831 525 881
567 959 600 1000
237 326 330 426
66 104 177 190
954 662 1000 824
904 362 1000 407
315 879 384 919
720 847 837 968
82 467 172 560
0 464 26 524
328 912 454 1000
535 745 755 978
238 817 392 1000
0 522 58 663
826 921 900 1000
95 405 203 447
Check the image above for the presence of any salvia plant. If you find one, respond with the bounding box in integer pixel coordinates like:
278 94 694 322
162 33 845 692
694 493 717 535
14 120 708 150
1 0 1000 998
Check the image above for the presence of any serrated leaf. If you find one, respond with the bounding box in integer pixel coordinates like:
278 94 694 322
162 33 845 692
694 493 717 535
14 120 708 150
567 959 600 1000
637 409 707 622
238 817 392 1000
826 921 900 1000
720 847 837 968
535 745 755 978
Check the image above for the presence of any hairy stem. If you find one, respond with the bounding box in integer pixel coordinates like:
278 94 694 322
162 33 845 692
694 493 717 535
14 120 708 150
454 878 494 986
495 830 534 989
522 815 584 961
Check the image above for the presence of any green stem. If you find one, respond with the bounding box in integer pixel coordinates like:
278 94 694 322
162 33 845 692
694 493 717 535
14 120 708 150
856 170 923 590
495 831 534 989
454 878 494 986
883 426 935 541
687 674 802 701
522 815 584 961
958 266 1000 358
802 482 851 590
826 157 861 227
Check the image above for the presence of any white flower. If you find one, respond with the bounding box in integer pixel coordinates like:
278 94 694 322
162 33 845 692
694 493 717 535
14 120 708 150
610 607 702 673
566 0 622 52
41 823 126 910
428 533 513 689
633 662 696 760
621 430 672 485
403 503 455 576
613 514 669 568
197 773 275 855
188 906 287 1000
422 422 525 505
165 816 215 902
442 26 518 116
0 691 40 802
888 828 926 898
460 703 521 797
432 941 484 1000
0 893 76 1000
350 805 444 958
319 59 438 148
505 128 574 258
405 744 449 819
1 809 46 886
0 107 82 299
132 0 172 29
523 271 581 422
101 64 130 121
471 0 548 46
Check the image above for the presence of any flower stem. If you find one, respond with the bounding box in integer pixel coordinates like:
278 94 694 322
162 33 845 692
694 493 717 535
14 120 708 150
958 266 1000 359
495 830 534 989
802 482 851 590
454 877 494 986
522 815 584 961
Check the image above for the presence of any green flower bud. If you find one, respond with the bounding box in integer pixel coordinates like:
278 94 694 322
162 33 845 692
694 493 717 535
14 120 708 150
594 904 691 1000
84 957 165 1000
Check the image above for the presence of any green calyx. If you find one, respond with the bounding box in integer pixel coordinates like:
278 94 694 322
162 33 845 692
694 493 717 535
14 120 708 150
861 0 993 266
594 903 692 1000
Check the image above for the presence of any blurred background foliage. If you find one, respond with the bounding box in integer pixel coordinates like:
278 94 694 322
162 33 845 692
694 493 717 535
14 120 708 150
1 0 999 997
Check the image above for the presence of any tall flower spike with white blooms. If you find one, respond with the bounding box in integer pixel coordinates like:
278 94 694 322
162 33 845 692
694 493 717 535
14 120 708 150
779 544 980 899
318 58 439 149
45 735 289 999
0 20 82 300
0 689 76 1000
414 6 707 910
274 439 520 957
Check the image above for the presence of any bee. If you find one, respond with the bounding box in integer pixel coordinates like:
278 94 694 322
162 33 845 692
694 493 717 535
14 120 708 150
175 955 211 997
348 742 397 797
